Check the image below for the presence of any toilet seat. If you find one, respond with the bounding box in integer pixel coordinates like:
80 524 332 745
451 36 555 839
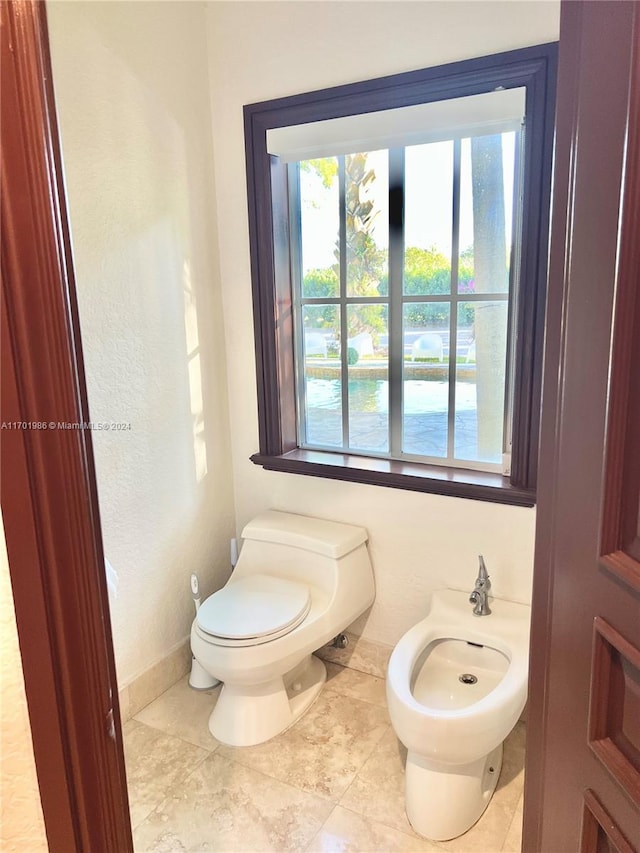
196 574 311 647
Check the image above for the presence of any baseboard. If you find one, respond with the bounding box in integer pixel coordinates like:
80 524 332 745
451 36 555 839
118 640 192 722
316 631 393 680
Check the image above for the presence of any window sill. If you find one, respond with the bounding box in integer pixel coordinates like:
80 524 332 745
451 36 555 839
250 449 536 507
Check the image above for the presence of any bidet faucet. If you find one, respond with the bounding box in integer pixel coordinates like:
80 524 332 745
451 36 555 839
469 555 491 616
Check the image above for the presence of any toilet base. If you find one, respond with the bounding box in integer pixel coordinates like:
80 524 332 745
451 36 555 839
208 654 326 747
405 743 503 841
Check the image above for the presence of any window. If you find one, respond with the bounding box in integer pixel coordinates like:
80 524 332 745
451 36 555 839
244 44 557 505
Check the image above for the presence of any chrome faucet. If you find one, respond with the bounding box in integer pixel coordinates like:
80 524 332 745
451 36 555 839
469 555 491 616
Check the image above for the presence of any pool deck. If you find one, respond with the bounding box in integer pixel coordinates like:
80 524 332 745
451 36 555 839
305 359 477 382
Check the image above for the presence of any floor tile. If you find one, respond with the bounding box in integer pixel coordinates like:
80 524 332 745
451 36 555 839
124 664 528 853
133 752 333 852
495 721 526 801
134 675 221 751
308 805 441 852
123 720 208 829
216 689 390 801
502 793 523 852
340 727 412 836
318 633 392 679
324 662 388 709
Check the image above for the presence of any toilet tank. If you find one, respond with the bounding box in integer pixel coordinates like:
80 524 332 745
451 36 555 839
231 511 374 609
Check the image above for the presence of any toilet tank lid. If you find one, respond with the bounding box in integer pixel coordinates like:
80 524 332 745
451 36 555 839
241 510 368 559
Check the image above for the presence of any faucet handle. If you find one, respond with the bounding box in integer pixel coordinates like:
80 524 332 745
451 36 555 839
476 555 491 590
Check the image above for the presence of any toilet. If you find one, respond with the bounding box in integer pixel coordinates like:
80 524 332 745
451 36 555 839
386 589 530 841
191 510 375 747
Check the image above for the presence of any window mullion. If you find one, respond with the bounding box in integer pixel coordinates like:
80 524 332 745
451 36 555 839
288 162 307 448
448 139 462 462
503 126 525 464
338 155 349 450
388 148 405 457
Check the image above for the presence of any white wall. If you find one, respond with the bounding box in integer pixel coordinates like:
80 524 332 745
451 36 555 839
47 1 235 685
207 1 560 646
0 519 47 852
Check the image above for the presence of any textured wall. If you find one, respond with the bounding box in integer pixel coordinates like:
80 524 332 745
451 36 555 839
207 1 560 646
46 1 235 685
0 520 47 852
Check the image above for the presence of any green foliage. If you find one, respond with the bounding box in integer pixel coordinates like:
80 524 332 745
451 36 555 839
404 303 450 328
400 246 451 325
300 158 338 189
302 302 336 330
347 347 359 366
301 268 337 330
303 267 339 299
302 156 477 338
381 246 476 327
403 246 451 294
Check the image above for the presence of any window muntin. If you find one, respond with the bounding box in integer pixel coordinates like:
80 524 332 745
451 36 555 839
292 127 521 473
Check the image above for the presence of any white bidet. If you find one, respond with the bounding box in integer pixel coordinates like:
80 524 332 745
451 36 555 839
386 589 530 841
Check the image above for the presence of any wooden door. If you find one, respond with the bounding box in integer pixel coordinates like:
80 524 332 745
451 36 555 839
1 1 133 848
525 1 640 850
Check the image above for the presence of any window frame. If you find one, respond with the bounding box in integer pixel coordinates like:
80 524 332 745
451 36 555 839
244 43 558 507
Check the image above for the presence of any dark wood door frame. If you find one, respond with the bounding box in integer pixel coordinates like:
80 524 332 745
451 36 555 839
524 0 640 848
1 2 132 849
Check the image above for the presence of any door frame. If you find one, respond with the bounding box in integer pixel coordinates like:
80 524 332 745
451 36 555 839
1 1 132 849
524 0 640 847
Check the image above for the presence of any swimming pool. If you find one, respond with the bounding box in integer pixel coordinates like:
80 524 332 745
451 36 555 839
302 377 497 463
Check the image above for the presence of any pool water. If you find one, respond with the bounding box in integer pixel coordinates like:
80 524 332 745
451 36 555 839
306 378 477 413
304 377 499 464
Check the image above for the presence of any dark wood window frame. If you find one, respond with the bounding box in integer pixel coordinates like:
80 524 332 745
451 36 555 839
244 43 557 507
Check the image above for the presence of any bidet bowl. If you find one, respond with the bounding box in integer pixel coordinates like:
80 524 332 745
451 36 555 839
386 588 531 766
411 638 509 710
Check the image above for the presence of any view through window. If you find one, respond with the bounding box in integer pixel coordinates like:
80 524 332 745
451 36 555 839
292 128 520 472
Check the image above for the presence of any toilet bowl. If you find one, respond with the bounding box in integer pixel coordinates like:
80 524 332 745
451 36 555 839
386 589 530 841
191 510 375 747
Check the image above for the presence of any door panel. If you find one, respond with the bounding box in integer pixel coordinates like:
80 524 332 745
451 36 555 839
581 791 636 853
525 1 640 849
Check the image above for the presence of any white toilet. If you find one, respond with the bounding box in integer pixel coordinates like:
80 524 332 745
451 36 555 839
191 510 374 747
386 589 530 841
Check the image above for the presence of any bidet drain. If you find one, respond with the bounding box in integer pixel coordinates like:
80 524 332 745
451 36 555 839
459 673 478 685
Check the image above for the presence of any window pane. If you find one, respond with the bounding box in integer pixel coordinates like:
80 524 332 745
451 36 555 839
345 150 388 298
402 303 450 458
455 300 508 464
302 305 342 447
300 157 339 299
404 141 453 296
347 304 388 453
459 133 516 295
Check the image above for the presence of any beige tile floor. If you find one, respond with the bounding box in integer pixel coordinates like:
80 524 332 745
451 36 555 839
125 662 524 852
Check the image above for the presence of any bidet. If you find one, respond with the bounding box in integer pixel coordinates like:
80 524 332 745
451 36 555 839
386 589 530 840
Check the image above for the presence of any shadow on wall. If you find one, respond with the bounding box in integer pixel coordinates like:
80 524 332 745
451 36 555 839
47 0 235 686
